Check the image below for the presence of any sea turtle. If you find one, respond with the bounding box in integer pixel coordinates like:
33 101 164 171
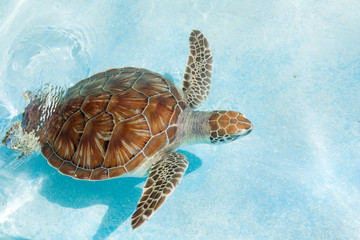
2 30 252 229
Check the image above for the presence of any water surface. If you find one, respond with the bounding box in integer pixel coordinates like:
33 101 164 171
0 1 359 239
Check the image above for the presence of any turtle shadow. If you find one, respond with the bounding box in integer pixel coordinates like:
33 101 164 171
18 149 202 240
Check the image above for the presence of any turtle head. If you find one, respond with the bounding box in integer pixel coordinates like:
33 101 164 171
2 120 39 158
2 91 46 157
2 121 23 151
208 110 252 144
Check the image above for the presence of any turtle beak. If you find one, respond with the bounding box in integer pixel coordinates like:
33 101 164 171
235 113 252 136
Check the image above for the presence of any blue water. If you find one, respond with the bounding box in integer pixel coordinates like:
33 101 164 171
0 1 360 239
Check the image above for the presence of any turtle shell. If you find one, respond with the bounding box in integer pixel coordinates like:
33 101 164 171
40 67 186 180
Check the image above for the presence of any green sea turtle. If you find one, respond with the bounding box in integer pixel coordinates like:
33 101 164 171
2 30 252 229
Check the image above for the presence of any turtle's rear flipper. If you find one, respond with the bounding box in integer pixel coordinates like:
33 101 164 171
182 30 213 108
131 152 188 229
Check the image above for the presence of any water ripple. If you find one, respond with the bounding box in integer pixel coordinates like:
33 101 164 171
1 26 91 117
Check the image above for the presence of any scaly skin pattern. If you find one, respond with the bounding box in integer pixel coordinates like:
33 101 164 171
177 109 252 145
208 110 252 143
129 109 252 230
182 30 213 108
131 152 188 229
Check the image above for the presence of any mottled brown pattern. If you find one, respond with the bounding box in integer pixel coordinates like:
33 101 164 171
236 114 250 123
208 110 252 143
218 129 226 136
166 126 177 143
73 112 114 169
64 82 85 102
143 93 176 135
230 118 237 124
228 111 238 118
81 93 111 119
90 72 106 80
105 68 123 76
104 71 141 93
170 106 181 125
62 97 84 120
169 84 181 100
236 121 252 130
22 101 43 135
59 162 76 175
226 125 237 134
40 68 184 180
179 101 186 110
106 89 148 122
209 112 220 121
218 114 230 128
209 121 219 131
53 111 85 160
38 135 46 146
125 153 146 172
47 153 63 168
41 142 53 158
133 74 169 96
45 114 64 145
182 30 213 109
143 132 167 157
73 168 92 180
80 75 108 96
131 152 188 229
122 67 139 72
109 166 127 178
90 168 109 180
104 115 151 168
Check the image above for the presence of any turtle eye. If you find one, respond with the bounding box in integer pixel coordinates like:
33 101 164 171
208 110 252 144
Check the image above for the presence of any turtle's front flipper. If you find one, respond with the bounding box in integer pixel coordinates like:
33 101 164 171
182 30 213 108
131 152 188 229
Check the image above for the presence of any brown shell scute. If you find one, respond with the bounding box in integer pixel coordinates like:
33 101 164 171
104 115 151 167
62 97 84 120
41 67 183 180
53 110 85 160
143 93 177 135
106 89 148 122
72 112 114 169
80 75 108 96
46 112 64 145
104 71 141 93
133 74 170 96
81 93 111 119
